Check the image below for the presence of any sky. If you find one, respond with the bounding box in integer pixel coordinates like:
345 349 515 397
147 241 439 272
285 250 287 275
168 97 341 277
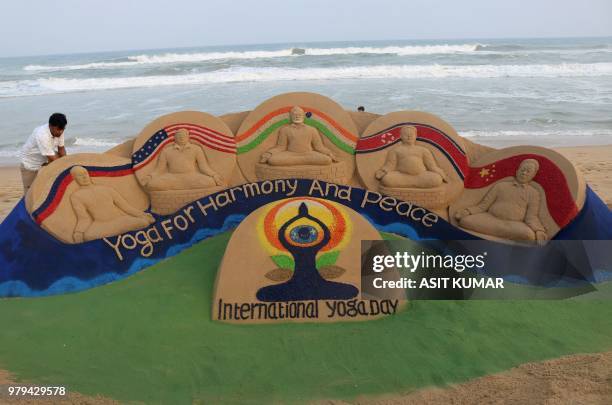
1 0 611 57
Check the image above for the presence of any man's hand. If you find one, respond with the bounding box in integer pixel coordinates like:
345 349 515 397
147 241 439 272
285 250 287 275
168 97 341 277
140 213 155 224
260 152 272 163
213 174 224 186
535 230 547 245
327 151 339 162
142 174 153 187
73 231 84 243
440 171 449 183
58 146 67 157
455 208 471 221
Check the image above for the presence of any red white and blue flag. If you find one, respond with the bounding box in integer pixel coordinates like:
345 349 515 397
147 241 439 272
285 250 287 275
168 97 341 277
132 123 236 171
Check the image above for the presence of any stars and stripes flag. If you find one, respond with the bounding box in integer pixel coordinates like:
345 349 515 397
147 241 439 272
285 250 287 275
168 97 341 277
132 123 236 170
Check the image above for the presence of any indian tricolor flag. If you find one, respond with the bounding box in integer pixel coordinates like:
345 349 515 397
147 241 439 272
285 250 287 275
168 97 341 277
132 123 236 171
235 107 358 155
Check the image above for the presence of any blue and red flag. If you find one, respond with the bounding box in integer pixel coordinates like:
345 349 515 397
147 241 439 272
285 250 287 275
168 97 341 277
355 123 469 179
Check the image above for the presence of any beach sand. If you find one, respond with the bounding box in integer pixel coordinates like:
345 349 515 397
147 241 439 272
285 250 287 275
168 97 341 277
329 351 612 405
1 144 610 222
0 166 24 221
557 145 612 208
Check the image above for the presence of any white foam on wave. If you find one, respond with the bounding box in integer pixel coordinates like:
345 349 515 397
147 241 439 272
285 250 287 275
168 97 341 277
71 137 121 147
476 43 612 54
303 44 480 56
127 49 294 64
5 62 612 97
22 44 482 72
0 137 122 159
24 60 142 72
462 129 612 138
0 148 20 158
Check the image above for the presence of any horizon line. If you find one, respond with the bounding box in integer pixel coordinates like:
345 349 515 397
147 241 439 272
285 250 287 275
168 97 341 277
2 34 611 60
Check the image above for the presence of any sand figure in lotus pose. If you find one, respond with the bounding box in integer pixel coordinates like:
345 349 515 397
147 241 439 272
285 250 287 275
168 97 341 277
375 126 448 188
143 129 223 191
455 159 548 242
256 202 358 302
70 166 155 243
260 106 338 166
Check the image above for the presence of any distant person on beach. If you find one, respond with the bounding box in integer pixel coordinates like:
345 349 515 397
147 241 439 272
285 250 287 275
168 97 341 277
19 113 68 194
357 106 365 112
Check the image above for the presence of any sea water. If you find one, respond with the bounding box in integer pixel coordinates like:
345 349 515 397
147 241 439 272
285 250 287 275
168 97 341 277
0 37 611 163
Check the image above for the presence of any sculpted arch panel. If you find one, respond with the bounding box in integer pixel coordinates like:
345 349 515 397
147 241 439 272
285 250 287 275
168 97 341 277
356 111 467 210
449 146 586 242
27 154 150 244
131 111 236 215
235 92 359 184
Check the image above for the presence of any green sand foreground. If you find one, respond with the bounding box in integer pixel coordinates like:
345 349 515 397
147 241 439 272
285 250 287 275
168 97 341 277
0 232 611 404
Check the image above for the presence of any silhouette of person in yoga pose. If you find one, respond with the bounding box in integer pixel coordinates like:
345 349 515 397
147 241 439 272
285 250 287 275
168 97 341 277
256 202 358 302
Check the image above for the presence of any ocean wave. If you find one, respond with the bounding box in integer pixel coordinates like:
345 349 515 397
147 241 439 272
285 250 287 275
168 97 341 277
4 63 612 97
0 148 20 158
24 60 142 72
22 42 612 72
461 129 612 138
69 137 122 147
305 44 480 56
476 43 612 53
0 137 122 158
22 44 482 72
475 44 525 52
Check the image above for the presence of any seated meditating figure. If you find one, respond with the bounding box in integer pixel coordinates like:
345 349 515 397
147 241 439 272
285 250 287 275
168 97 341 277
70 166 155 243
260 106 338 166
375 126 448 188
455 159 548 242
256 202 358 302
143 129 223 191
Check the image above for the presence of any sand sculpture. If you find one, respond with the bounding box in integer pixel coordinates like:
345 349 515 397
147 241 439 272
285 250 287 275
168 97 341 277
25 153 150 243
131 111 236 215
355 111 467 212
143 129 224 191
236 92 358 184
454 159 547 243
213 197 406 323
375 126 448 188
23 92 586 246
449 145 585 243
255 201 358 302
259 106 339 167
70 166 155 242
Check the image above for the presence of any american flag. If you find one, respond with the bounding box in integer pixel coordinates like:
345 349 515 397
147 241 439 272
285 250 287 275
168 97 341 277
132 123 236 170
